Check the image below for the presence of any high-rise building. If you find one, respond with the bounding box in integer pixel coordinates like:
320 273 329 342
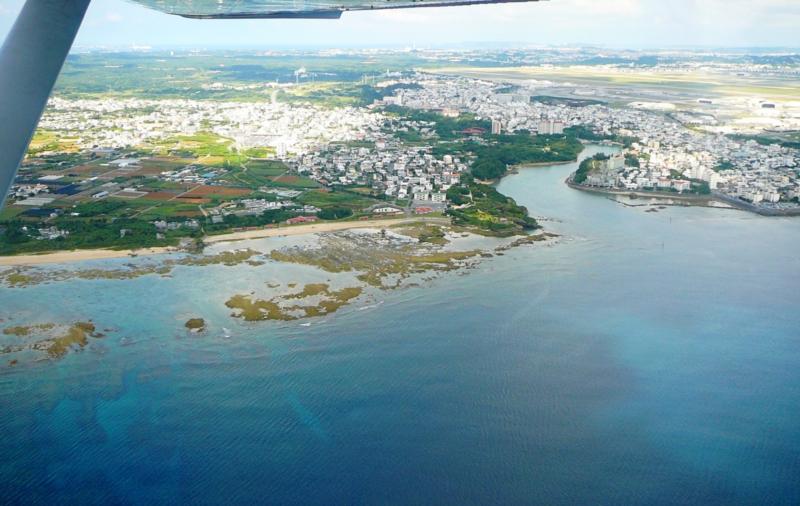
538 119 565 135
491 119 502 135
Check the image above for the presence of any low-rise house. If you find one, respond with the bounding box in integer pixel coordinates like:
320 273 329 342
286 215 318 225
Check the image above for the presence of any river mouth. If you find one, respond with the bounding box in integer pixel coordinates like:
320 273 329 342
497 144 621 233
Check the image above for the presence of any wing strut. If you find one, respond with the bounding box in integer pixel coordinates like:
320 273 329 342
0 0 91 207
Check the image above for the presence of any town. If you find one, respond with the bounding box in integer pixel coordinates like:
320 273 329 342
2 51 800 254
384 74 800 212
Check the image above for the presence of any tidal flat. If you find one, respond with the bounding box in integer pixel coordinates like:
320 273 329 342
225 284 364 322
1 321 104 363
0 248 264 288
1 224 553 365
268 228 488 290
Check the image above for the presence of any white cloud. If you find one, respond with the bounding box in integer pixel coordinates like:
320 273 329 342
3 0 799 48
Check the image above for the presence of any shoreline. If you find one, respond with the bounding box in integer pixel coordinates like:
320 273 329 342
203 216 449 244
481 158 578 185
565 177 800 216
0 147 619 268
0 246 178 267
0 217 449 267
513 159 576 169
565 178 717 203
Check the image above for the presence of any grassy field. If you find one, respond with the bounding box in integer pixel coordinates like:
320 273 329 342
278 82 364 108
52 51 431 100
0 206 24 221
27 130 81 155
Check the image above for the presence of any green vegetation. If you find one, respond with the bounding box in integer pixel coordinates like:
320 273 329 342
0 206 24 221
46 322 98 358
225 284 363 321
532 95 605 107
564 125 639 147
564 125 613 142
3 323 56 336
378 107 581 232
447 175 538 236
279 82 363 108
573 153 610 184
225 295 288 321
384 106 491 140
282 283 330 299
53 52 430 100
177 249 262 267
0 321 110 363
687 179 711 195
27 130 80 154
3 57 595 257
0 217 192 255
468 133 583 180
297 188 376 210
185 318 206 331
201 209 291 234
223 160 289 187
153 132 236 162
2 272 35 287
392 222 449 245
317 206 353 220
278 82 426 109
624 153 640 167
269 233 483 290
384 107 582 181
1 147 345 255
0 249 262 289
728 134 800 151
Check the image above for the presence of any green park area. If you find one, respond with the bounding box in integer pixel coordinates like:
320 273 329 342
447 175 538 236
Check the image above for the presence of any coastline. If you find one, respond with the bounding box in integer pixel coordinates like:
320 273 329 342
565 177 800 216
0 216 448 267
480 158 578 185
565 178 718 203
0 149 600 269
0 246 177 267
513 159 576 169
203 216 449 243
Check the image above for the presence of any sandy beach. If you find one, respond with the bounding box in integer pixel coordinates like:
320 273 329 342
0 246 177 267
0 216 449 267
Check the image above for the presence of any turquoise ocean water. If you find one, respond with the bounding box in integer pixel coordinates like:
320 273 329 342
1 145 799 504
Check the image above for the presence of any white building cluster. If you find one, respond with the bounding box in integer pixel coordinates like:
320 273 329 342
39 97 385 156
390 74 800 210
289 138 466 203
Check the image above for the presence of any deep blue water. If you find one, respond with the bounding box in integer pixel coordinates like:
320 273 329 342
2 145 799 505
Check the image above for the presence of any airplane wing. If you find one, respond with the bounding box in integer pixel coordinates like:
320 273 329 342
131 0 541 19
0 0 91 209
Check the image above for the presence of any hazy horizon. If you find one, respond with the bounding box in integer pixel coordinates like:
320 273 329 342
2 0 800 50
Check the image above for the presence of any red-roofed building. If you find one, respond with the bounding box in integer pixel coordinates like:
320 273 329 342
286 216 318 225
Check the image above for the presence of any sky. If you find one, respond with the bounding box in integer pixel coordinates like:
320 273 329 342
0 0 798 49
